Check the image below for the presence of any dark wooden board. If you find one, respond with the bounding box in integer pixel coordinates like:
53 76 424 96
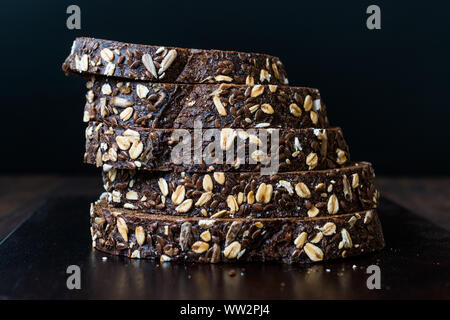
0 196 449 299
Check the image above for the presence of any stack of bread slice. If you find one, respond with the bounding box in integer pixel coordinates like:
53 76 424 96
63 37 384 263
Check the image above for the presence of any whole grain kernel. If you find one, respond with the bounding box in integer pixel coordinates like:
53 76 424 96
310 111 318 125
136 84 149 99
226 195 239 213
215 75 233 82
327 194 339 214
250 85 264 97
294 232 307 248
289 103 302 117
352 173 359 189
119 107 134 121
295 182 311 198
247 190 255 204
125 190 138 200
307 205 320 217
261 103 274 114
304 243 324 261
175 199 193 213
310 232 323 243
135 226 146 245
195 192 212 207
224 241 241 259
192 241 210 253
213 172 225 184
336 148 347 165
158 178 169 196
202 174 213 192
129 141 143 159
255 183 267 203
200 230 211 242
304 95 313 111
101 83 112 95
100 48 114 62
268 85 277 93
320 222 336 236
306 152 318 170
171 185 186 205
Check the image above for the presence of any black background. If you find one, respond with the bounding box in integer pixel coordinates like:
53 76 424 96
1 0 448 175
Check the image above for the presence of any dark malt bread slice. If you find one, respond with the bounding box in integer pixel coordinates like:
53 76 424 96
90 202 385 264
85 122 350 172
101 162 378 219
63 37 289 84
83 79 329 129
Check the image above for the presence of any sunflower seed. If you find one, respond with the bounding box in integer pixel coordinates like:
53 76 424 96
159 49 177 73
116 217 128 242
110 97 133 108
158 178 169 196
213 95 227 116
341 228 353 248
141 53 157 78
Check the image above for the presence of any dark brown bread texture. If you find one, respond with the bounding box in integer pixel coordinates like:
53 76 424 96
90 202 385 264
85 122 350 172
83 79 329 129
101 162 378 218
63 37 289 84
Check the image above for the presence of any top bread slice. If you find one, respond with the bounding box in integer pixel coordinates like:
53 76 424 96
62 37 289 85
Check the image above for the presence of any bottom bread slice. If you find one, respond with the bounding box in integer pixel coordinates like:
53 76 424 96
91 202 385 264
